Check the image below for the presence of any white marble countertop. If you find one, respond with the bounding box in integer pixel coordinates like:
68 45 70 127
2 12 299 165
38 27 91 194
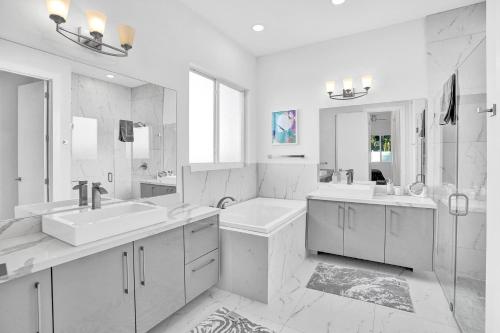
0 203 219 285
307 190 437 209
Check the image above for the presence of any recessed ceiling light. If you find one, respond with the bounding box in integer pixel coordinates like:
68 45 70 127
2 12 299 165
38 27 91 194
252 24 265 32
331 0 345 5
106 74 115 79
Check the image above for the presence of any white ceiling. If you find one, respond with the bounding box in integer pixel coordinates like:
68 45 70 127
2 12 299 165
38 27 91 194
177 0 483 56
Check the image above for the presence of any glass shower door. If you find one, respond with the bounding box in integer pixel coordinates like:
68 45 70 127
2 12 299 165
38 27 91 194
454 38 487 333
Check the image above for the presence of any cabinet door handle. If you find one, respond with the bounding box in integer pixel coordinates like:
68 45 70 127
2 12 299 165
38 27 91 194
347 206 354 229
139 246 146 286
338 205 345 229
389 210 396 235
192 258 216 273
34 282 41 333
122 252 129 294
191 223 215 234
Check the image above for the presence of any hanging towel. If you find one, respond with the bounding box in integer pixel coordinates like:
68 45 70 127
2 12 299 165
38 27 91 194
119 120 134 142
439 73 456 126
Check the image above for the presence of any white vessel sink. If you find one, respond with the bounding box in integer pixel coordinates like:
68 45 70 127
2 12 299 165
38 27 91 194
319 183 376 198
156 175 176 185
42 202 168 246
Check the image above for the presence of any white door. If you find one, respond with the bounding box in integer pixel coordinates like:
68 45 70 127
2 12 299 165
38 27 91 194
336 112 369 181
17 81 46 205
486 2 500 331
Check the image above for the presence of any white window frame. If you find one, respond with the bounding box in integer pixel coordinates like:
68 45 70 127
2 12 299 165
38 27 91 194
189 69 246 171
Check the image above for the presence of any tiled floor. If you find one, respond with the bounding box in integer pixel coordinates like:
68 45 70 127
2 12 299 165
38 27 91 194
151 253 460 333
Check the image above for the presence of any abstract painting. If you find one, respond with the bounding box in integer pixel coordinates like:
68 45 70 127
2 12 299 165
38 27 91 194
272 110 298 145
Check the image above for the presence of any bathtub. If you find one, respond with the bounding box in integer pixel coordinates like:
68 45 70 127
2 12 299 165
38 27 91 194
218 198 307 303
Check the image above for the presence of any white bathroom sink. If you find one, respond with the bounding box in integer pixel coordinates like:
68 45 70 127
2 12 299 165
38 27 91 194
156 175 176 185
318 183 376 198
42 202 168 246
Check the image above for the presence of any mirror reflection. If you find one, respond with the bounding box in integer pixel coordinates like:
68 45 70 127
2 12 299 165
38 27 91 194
0 67 177 222
319 99 427 188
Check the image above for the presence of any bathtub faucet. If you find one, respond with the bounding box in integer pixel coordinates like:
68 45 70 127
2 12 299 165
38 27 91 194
217 196 236 209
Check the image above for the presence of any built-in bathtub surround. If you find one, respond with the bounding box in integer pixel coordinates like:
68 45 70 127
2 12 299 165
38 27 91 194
257 163 318 200
191 307 273 333
307 263 414 313
218 198 306 303
182 165 257 207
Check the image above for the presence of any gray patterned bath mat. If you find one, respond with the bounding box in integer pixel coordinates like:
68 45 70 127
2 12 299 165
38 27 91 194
306 263 414 312
190 307 274 333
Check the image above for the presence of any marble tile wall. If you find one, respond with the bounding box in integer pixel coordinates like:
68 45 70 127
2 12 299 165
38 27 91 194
131 84 165 181
182 164 257 207
71 74 132 199
0 216 41 241
257 163 318 201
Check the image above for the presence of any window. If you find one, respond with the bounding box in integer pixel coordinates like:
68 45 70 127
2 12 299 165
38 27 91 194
189 70 245 166
371 135 392 162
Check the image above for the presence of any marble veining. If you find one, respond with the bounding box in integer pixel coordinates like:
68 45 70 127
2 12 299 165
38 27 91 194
190 307 273 333
307 263 414 313
0 203 218 285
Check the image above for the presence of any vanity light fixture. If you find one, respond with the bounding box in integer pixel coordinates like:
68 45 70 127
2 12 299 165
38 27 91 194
325 75 372 100
331 0 346 5
46 0 135 57
106 74 115 79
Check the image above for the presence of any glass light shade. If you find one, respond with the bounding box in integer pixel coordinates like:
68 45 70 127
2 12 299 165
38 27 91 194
343 78 353 91
86 10 107 36
325 81 336 93
118 25 135 48
46 0 70 21
362 75 373 89
331 0 346 5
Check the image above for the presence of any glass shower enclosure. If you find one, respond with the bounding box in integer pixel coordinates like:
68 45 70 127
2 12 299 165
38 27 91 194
434 38 487 333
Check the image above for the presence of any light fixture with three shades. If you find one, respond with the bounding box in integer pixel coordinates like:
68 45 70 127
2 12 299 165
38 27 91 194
46 0 135 57
325 75 373 100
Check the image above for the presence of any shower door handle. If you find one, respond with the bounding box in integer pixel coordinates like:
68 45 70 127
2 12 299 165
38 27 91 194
448 193 469 216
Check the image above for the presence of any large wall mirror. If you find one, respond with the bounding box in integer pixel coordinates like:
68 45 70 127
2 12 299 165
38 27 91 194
0 63 177 221
319 99 427 188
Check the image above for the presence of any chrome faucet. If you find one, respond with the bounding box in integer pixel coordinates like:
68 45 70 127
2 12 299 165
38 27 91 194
345 169 354 185
216 196 236 209
91 182 108 209
73 181 88 206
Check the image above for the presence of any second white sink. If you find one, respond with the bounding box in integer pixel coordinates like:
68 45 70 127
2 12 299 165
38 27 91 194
319 182 376 198
42 201 168 246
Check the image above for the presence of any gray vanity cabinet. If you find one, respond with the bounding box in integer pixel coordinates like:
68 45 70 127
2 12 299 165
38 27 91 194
134 227 186 333
385 206 434 270
307 200 344 255
343 203 386 262
0 269 52 333
52 243 136 333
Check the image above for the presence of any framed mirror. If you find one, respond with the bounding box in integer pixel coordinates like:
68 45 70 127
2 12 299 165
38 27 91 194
319 99 427 188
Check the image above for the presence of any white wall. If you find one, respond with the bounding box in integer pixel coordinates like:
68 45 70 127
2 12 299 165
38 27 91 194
256 19 427 164
486 0 500 331
0 71 39 219
0 0 257 201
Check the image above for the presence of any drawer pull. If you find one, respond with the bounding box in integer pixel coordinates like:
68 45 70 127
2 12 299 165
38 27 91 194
122 252 129 294
191 223 215 234
389 210 397 235
34 282 41 333
139 246 146 286
347 206 354 229
192 258 216 273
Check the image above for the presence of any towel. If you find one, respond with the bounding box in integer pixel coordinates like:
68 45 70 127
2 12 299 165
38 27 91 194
119 120 134 142
439 73 456 126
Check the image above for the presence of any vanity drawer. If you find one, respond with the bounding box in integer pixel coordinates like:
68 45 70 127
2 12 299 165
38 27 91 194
185 249 219 302
184 216 219 263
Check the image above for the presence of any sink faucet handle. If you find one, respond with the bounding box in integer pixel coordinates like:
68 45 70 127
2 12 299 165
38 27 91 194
72 180 88 190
